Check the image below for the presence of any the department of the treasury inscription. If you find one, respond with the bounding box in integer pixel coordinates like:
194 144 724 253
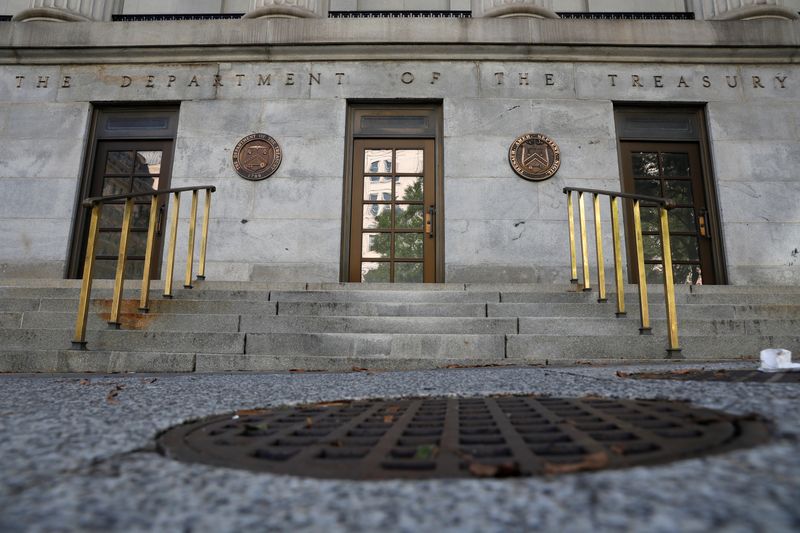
232 134 282 181
509 133 561 182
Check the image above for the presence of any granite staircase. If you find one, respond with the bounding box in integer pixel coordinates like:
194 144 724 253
1 280 799 373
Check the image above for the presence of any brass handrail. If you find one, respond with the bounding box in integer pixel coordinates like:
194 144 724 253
563 186 681 356
73 185 216 349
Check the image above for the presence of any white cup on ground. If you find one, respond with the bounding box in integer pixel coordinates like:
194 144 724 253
759 349 800 372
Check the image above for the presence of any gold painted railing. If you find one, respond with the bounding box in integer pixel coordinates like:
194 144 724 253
72 186 216 349
563 187 681 356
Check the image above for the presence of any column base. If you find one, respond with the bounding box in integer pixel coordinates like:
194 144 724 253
12 8 91 22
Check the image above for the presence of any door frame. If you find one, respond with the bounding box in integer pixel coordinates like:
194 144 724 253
341 102 445 282
67 105 179 279
614 105 727 284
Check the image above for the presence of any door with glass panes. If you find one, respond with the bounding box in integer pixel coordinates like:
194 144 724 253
349 139 436 283
621 142 717 285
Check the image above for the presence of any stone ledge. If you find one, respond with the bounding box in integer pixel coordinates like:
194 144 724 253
1 18 798 51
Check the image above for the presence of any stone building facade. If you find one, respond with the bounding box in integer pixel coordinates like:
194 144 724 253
0 0 798 285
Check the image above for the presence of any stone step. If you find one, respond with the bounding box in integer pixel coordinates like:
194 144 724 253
0 312 22 328
0 286 274 301
518 318 800 336
0 299 41 312
240 316 517 335
244 333 505 359
0 350 196 373
0 328 244 353
269 290 500 303
506 334 800 360
500 291 800 305
276 302 488 317
19 312 241 333
489 303 800 319
38 298 277 315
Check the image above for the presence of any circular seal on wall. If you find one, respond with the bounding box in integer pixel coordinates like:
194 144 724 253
508 133 561 182
232 133 282 181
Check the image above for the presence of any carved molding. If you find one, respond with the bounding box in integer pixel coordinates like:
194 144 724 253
243 0 328 19
695 0 800 20
12 0 117 21
472 0 560 19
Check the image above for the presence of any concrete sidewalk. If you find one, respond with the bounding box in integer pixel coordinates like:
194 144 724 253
1 363 798 532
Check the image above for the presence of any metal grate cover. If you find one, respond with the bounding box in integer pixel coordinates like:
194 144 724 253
158 396 770 480
619 369 800 384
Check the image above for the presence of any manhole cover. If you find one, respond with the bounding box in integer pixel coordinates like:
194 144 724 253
618 369 800 383
157 396 770 480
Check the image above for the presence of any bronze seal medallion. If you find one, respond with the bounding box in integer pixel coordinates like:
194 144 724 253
509 133 561 182
232 133 282 181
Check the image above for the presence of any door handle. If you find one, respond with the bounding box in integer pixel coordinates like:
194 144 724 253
697 210 709 239
425 207 435 239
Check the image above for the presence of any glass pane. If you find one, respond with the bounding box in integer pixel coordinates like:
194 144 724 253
644 263 664 285
103 177 130 196
362 233 390 259
643 234 662 261
134 151 162 175
364 149 392 174
106 117 169 131
364 176 392 201
395 233 424 259
662 153 690 177
634 180 660 198
664 180 693 205
132 205 152 230
362 204 391 230
645 263 702 285
640 207 659 233
128 231 149 257
395 176 423 201
132 177 159 194
100 204 151 229
668 208 696 233
632 153 659 178
361 262 390 283
96 233 120 257
396 150 423 173
395 204 424 229
92 259 145 280
100 205 124 228
105 151 134 174
689 264 704 285
672 264 697 285
671 236 700 262
395 263 423 283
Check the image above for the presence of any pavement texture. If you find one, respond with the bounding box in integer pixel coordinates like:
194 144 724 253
1 362 799 533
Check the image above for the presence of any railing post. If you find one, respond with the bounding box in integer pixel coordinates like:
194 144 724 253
163 192 181 298
72 204 101 348
197 189 212 281
184 190 199 289
659 206 681 356
108 198 135 328
632 200 651 334
577 192 591 292
139 194 159 312
609 196 626 317
592 193 607 303
567 191 578 286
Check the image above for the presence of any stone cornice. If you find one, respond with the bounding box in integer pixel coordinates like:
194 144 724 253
0 18 798 65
